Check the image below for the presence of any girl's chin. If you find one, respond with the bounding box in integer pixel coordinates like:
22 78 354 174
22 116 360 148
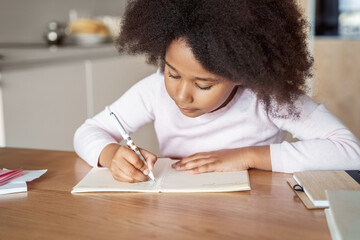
179 109 204 118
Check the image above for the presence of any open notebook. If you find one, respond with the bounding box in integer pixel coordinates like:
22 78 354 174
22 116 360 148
72 158 250 193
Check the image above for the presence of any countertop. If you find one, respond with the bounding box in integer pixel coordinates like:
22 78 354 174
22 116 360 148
0 43 119 71
0 147 331 240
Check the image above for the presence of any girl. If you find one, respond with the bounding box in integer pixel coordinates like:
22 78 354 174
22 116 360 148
74 0 360 183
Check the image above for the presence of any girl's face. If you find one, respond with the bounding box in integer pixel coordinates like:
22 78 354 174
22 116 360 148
164 38 239 118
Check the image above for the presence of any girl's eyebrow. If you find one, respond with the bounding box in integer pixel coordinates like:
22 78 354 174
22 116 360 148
164 60 218 82
165 60 177 71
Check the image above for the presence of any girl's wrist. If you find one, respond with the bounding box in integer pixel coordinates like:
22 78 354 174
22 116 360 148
245 146 272 171
98 143 120 168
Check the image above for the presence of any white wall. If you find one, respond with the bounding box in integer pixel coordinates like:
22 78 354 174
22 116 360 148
0 74 5 147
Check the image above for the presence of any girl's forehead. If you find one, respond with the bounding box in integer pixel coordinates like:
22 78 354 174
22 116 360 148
165 38 226 81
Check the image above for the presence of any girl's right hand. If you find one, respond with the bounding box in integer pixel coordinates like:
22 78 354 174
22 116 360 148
99 143 157 183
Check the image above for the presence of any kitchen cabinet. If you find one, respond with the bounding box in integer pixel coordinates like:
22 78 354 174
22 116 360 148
0 52 158 152
1 61 87 150
90 56 159 154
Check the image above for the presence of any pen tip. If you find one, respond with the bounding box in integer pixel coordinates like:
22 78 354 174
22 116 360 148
149 171 155 181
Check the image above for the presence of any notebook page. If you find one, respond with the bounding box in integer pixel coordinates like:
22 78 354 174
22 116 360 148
71 160 168 193
159 160 250 192
0 182 27 195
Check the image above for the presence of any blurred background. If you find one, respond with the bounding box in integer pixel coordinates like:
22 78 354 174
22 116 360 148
0 0 359 154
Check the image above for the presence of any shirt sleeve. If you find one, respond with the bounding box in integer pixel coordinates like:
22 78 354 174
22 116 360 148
73 72 159 167
269 95 360 173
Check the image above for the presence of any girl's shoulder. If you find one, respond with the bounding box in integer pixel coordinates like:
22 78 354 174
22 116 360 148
266 94 321 126
238 88 320 120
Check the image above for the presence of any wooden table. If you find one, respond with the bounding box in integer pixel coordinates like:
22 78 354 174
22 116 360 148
0 148 331 240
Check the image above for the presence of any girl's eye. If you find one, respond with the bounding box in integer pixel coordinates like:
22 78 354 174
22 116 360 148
168 72 181 79
167 70 212 90
196 84 212 90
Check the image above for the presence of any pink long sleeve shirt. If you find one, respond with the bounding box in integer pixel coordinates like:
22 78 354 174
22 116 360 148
74 70 360 173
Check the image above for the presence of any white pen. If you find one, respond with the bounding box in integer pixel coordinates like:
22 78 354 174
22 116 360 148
106 107 155 181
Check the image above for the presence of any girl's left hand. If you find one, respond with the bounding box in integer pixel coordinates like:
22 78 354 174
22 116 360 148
171 146 271 174
171 148 252 174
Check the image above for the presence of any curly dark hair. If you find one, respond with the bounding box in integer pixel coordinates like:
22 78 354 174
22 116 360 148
116 0 313 118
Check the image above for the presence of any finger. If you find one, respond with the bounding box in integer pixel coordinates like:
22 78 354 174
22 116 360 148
111 169 140 183
115 146 147 172
174 158 215 171
109 161 140 183
172 152 211 168
183 152 211 164
114 158 150 182
190 162 221 174
182 152 211 163
139 148 157 171
118 165 150 183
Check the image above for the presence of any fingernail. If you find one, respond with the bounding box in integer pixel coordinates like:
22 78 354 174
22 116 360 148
143 169 149 176
175 165 181 170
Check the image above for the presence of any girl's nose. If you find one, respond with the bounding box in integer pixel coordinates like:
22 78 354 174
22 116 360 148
176 80 193 104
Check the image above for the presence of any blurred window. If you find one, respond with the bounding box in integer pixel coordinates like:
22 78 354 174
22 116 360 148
315 0 360 38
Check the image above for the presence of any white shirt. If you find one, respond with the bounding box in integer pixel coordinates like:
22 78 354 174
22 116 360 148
74 70 360 173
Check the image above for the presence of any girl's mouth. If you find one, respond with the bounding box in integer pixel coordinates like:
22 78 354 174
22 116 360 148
178 106 197 113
